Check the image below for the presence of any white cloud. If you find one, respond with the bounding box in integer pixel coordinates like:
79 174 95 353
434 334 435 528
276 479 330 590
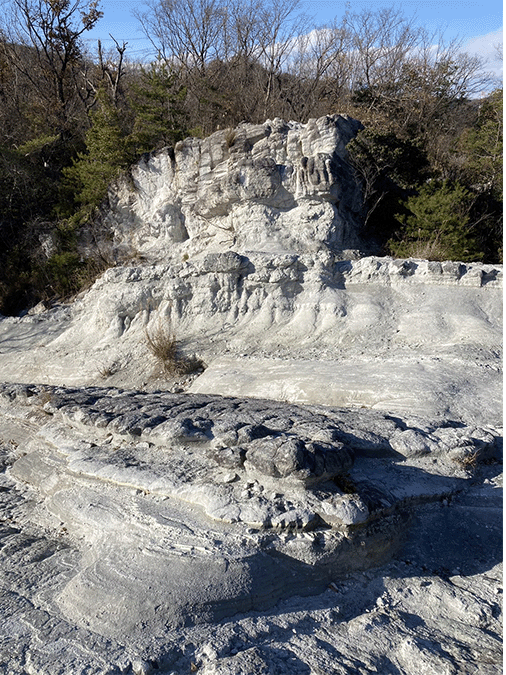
463 27 503 84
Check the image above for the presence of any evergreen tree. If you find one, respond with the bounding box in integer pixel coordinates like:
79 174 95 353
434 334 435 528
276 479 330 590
127 61 187 157
389 180 482 262
456 89 503 200
450 89 503 262
63 88 129 216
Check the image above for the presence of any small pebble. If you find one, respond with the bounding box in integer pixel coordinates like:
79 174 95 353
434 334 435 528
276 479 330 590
131 659 153 675
222 472 238 483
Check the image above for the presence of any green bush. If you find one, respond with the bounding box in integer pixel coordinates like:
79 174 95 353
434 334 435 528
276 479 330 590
389 180 483 262
42 252 83 295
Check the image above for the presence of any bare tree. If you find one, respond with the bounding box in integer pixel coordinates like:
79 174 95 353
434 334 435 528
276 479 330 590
0 0 103 134
340 8 492 147
223 0 264 64
255 0 310 118
343 7 425 117
136 0 314 128
282 22 349 120
78 35 129 110
136 0 226 74
393 33 489 149
136 0 231 132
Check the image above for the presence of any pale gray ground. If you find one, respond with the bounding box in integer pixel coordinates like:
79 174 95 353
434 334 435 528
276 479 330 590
0 116 502 674
0 384 501 674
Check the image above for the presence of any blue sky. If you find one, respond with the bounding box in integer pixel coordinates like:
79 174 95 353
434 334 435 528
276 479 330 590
82 0 503 81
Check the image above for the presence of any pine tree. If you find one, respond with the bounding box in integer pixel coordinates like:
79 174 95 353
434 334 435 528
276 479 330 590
389 180 482 262
456 89 503 200
127 61 187 157
64 88 129 214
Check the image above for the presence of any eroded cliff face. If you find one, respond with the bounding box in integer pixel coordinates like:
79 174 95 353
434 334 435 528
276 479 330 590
103 115 365 261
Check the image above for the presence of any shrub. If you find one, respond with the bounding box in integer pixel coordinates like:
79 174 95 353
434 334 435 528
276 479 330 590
145 324 205 376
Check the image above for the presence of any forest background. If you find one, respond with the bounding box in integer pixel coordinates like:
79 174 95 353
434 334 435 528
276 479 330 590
0 0 502 314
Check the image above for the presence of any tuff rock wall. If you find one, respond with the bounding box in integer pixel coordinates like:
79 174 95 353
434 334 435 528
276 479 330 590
102 115 366 262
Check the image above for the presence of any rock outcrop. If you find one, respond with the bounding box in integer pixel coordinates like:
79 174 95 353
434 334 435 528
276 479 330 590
0 254 501 425
0 382 502 673
103 115 365 261
0 115 502 674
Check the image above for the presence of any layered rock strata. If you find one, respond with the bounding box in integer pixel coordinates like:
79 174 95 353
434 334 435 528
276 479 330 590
103 115 365 261
0 383 501 670
0 255 501 425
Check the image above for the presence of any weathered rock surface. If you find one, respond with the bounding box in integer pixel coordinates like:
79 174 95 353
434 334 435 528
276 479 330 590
103 115 365 262
0 255 502 426
0 115 502 674
0 383 502 674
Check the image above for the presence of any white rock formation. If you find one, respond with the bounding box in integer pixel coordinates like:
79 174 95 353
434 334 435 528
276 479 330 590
103 115 365 261
0 115 502 674
0 254 501 425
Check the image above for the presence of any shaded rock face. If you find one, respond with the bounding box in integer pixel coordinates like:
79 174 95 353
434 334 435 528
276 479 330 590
104 115 365 260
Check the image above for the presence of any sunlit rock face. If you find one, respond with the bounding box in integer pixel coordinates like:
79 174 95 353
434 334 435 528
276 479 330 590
103 115 366 261
0 254 501 426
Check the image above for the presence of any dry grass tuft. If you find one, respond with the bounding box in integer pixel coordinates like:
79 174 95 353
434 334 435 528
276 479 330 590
37 389 53 406
97 361 120 379
145 324 205 376
391 231 455 262
454 449 480 471
225 128 236 148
